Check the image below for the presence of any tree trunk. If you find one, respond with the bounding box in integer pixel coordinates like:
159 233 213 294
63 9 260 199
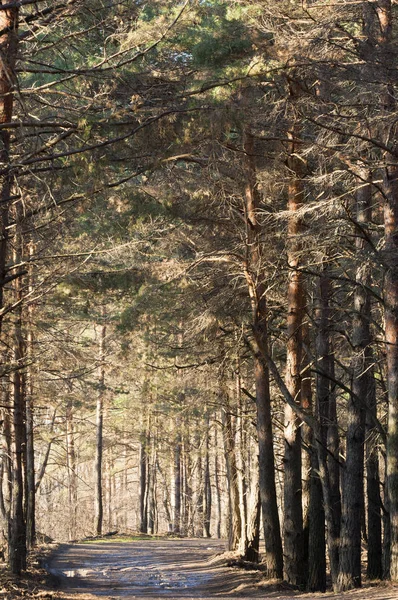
301 322 312 585
182 429 192 535
337 374 365 590
25 314 35 549
283 116 306 587
307 447 326 592
0 0 21 576
8 208 26 575
204 412 212 538
243 466 261 563
337 171 376 590
105 451 112 531
195 431 204 537
383 450 392 579
243 128 283 579
139 415 149 534
301 321 326 591
384 164 398 580
0 396 11 524
66 399 77 540
315 267 340 586
0 2 18 339
359 169 382 580
25 242 35 549
327 352 341 549
235 364 248 555
173 414 182 534
94 317 106 536
214 419 222 539
367 397 383 580
368 0 398 580
148 435 157 534
221 400 242 551
9 331 25 574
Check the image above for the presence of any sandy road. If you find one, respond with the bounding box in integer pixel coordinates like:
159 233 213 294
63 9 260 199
45 538 398 600
46 538 265 598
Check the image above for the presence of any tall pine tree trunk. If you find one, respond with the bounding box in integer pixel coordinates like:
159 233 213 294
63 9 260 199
337 168 380 589
283 112 306 587
315 267 340 587
221 398 242 551
0 2 18 339
364 0 398 579
367 397 383 579
384 162 398 580
25 242 35 549
66 399 77 540
9 213 26 574
139 413 149 533
214 418 222 539
0 0 21 576
243 466 261 563
301 323 312 586
243 128 283 578
94 316 106 536
173 413 182 534
204 411 212 538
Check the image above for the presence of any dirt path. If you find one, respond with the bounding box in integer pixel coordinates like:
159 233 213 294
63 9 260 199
45 538 398 600
46 538 264 598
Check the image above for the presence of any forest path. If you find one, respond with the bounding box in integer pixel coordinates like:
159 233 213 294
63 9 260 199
46 538 265 598
46 537 398 600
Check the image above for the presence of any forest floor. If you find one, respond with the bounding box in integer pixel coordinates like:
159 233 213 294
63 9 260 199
1 536 398 600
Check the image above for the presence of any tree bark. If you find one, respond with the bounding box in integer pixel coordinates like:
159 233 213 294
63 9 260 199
94 316 106 536
8 207 26 575
315 267 340 586
243 128 283 578
384 163 398 580
173 413 182 534
195 430 204 537
260 338 340 586
0 0 21 576
357 168 382 580
283 116 306 587
367 0 398 580
307 447 326 591
148 434 157 534
337 172 376 590
182 426 192 535
214 418 222 539
204 411 212 538
66 399 77 540
337 373 365 590
139 414 149 534
243 465 261 563
0 2 18 339
367 392 383 580
221 399 242 551
25 242 35 549
301 322 312 585
236 366 248 556
327 352 341 548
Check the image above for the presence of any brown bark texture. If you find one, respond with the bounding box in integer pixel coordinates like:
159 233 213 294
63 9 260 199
283 117 306 587
222 400 242 551
94 319 106 536
243 129 283 578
